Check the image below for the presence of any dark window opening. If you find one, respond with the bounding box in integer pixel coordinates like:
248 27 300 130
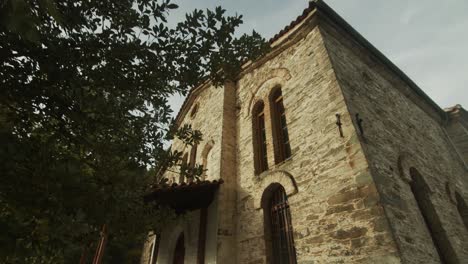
197 208 208 264
149 234 161 264
270 88 291 164
455 192 468 231
173 233 185 264
190 144 198 168
253 101 268 174
189 144 198 182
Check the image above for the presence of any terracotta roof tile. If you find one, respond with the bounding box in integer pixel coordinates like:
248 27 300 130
150 179 223 191
269 1 315 44
145 179 224 212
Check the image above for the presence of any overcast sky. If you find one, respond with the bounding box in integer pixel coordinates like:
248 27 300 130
168 0 468 114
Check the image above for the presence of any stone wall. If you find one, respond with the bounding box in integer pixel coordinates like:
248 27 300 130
234 18 399 263
165 83 225 184
445 105 468 166
321 16 468 264
141 3 468 263
156 210 201 264
141 82 227 263
216 80 239 263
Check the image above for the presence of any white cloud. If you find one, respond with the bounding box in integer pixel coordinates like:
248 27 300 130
166 0 467 115
326 0 468 107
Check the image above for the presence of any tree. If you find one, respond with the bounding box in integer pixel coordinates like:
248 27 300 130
0 0 269 262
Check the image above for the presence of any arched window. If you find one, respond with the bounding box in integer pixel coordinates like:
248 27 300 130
179 153 188 183
455 192 468 230
252 101 268 174
189 144 198 168
201 141 214 180
173 233 185 264
270 87 291 164
409 168 456 263
264 184 297 264
188 144 198 182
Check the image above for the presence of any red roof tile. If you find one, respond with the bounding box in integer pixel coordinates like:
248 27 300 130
144 179 223 213
268 1 315 44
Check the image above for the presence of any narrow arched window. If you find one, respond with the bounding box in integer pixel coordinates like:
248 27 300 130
201 141 214 180
270 87 291 164
187 144 198 182
173 233 185 264
268 185 297 264
189 144 198 168
252 101 268 174
409 168 456 263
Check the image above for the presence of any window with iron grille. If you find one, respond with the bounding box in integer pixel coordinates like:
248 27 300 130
269 185 297 264
252 101 268 174
270 88 291 164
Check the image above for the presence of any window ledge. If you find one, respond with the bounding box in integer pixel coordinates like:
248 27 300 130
255 156 294 177
274 156 293 168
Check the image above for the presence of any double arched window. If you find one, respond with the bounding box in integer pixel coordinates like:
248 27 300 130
252 86 291 174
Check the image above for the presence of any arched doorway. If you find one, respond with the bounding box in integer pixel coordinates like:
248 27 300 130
172 233 185 264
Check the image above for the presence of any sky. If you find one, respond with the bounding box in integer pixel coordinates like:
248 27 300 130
167 0 468 114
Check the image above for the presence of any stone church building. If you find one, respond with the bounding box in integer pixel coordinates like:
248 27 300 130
141 1 468 263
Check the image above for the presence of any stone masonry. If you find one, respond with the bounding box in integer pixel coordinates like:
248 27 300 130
141 1 468 263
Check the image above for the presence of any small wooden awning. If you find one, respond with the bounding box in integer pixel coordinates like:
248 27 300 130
144 180 223 212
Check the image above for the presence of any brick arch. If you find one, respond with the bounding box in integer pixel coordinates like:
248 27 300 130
244 68 291 118
253 170 298 209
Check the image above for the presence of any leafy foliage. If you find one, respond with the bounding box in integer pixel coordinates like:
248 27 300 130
0 0 269 262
